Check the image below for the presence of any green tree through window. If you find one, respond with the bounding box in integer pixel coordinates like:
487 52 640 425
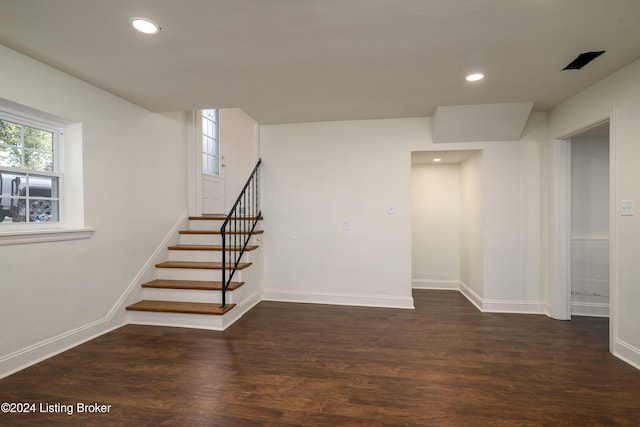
0 115 59 223
0 118 54 172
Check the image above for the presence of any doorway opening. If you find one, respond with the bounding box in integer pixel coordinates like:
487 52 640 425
410 149 482 300
568 122 610 318
551 117 614 350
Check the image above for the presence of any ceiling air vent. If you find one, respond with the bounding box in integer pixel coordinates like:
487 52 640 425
562 51 605 70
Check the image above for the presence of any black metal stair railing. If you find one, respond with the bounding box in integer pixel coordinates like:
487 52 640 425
220 159 262 308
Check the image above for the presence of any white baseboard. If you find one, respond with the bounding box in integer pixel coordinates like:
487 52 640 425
458 281 546 314
0 214 188 380
0 319 121 380
458 281 483 311
614 338 640 371
412 279 459 290
261 289 415 309
482 299 547 315
571 302 610 318
222 290 262 329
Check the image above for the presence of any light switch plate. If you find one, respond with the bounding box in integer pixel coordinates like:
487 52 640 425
621 200 634 216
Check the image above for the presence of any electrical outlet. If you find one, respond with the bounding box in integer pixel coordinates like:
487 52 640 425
388 204 396 215
343 220 351 230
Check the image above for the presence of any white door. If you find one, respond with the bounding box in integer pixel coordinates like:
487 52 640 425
202 174 224 214
201 109 225 214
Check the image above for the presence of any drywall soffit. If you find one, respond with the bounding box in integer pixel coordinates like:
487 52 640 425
433 102 534 143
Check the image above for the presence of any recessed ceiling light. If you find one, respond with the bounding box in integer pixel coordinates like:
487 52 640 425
466 73 484 82
433 158 442 162
130 17 160 34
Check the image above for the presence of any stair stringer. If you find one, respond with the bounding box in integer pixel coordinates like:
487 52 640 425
108 213 188 329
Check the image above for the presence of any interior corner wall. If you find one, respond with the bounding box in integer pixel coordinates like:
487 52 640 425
259 113 546 314
411 164 461 288
259 118 430 309
549 58 640 369
460 152 484 300
219 108 259 210
480 114 544 312
0 45 189 377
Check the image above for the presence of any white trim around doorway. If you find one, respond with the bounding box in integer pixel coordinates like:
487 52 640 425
549 110 617 353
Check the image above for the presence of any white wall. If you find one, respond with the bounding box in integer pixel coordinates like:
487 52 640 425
571 135 609 239
259 113 546 312
259 118 426 308
460 152 484 301
0 45 189 377
481 114 543 308
457 115 544 313
411 164 461 289
549 58 640 368
219 108 259 209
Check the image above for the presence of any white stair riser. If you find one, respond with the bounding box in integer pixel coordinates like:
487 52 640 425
179 234 223 245
141 288 240 304
127 311 225 331
156 268 244 282
168 250 252 263
189 220 261 231
128 277 261 331
188 220 223 231
179 234 262 246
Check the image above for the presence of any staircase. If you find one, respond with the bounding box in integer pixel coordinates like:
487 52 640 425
126 214 263 330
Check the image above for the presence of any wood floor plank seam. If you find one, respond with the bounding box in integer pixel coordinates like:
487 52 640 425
3 291 639 426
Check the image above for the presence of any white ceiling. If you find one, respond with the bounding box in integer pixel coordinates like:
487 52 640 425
1 0 640 124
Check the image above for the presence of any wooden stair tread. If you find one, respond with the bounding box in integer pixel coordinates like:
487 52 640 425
155 261 252 270
189 215 263 221
141 279 244 291
179 229 264 235
126 300 235 315
167 244 258 251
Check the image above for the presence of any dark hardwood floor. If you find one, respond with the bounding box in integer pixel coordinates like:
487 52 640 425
2 290 640 426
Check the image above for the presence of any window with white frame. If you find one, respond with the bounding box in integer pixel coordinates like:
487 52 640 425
202 109 219 175
0 110 62 224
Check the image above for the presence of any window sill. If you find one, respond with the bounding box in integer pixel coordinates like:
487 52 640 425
0 227 94 245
